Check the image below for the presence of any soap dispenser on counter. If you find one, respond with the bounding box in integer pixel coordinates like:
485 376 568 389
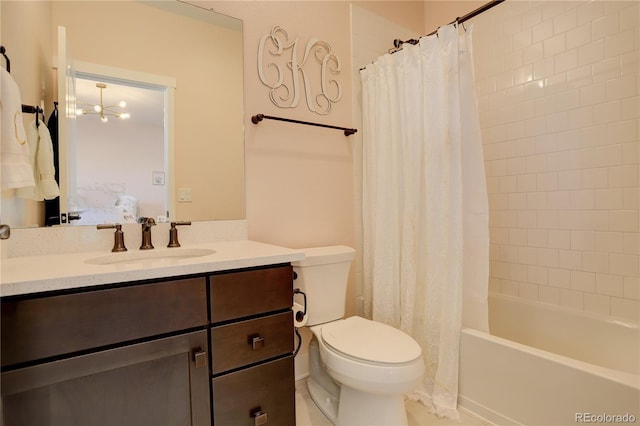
167 221 191 247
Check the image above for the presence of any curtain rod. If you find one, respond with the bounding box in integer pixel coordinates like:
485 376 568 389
251 114 358 137
391 0 505 51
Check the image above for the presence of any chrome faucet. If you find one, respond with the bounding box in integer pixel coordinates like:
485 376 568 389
137 217 156 250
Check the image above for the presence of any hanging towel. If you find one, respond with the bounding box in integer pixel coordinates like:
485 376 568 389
17 120 60 200
1 68 35 190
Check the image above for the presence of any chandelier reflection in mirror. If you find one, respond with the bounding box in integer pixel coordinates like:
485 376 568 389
76 83 130 123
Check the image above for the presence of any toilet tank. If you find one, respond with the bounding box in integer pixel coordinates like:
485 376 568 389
291 246 355 326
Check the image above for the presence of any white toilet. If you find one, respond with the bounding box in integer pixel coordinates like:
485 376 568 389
292 246 424 426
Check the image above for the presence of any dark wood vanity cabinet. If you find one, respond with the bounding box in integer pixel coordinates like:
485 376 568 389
210 265 296 426
1 264 296 426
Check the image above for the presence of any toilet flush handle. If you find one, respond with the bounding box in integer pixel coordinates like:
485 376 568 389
250 407 268 426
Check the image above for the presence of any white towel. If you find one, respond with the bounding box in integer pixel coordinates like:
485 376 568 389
1 68 35 190
17 120 60 201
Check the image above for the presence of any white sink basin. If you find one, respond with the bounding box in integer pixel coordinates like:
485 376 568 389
85 248 216 265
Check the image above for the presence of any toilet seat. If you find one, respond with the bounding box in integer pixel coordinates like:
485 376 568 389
321 316 422 365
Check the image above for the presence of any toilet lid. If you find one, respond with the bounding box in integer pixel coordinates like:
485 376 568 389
321 316 422 364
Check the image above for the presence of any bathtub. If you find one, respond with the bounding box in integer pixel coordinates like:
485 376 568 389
459 293 639 425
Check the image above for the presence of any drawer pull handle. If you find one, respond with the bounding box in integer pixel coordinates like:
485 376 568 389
249 334 265 350
193 350 207 369
250 407 268 426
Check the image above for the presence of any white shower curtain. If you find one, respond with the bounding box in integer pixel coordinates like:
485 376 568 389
360 24 489 419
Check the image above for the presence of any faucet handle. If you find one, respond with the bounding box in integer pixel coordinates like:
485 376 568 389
167 221 191 248
97 223 127 252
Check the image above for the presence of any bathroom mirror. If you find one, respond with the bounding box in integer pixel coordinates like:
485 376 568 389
0 0 245 227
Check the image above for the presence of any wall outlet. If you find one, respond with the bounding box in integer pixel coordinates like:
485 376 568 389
177 188 192 202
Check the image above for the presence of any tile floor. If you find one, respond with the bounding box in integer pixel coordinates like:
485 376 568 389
295 379 489 426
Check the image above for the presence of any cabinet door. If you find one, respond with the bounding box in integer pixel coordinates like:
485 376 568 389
213 356 295 426
1 331 210 426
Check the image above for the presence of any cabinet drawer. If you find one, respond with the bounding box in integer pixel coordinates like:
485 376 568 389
213 356 295 426
1 278 207 368
211 311 293 374
210 266 293 323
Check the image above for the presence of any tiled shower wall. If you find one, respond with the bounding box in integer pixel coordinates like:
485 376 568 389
471 1 639 321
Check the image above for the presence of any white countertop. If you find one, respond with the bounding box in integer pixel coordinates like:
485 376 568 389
0 240 305 297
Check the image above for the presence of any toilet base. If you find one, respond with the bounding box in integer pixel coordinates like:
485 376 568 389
335 384 408 426
307 376 339 423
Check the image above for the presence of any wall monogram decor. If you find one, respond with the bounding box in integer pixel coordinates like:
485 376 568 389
258 26 342 115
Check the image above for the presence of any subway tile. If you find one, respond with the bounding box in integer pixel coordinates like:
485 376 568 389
605 29 637 57
519 246 539 265
513 28 533 50
611 297 639 321
559 248 584 269
570 189 595 209
518 210 538 228
606 74 638 101
577 1 604 26
514 137 537 157
619 3 639 31
528 265 549 284
555 48 579 73
620 96 639 121
523 41 544 65
596 231 624 253
522 4 543 29
583 292 611 315
555 89 580 111
510 227 529 246
549 267 572 288
491 261 511 279
490 226 510 244
537 172 558 191
533 57 555 80
624 233 640 255
571 270 597 292
554 8 578 34
609 165 639 187
526 153 549 173
489 277 501 292
582 167 608 189
542 1 566 22
519 282 540 300
539 285 561 304
596 272 624 297
624 276 640 300
508 192 528 210
544 72 569 94
527 191 548 209
571 229 596 250
620 50 639 75
559 210 583 230
538 211 560 230
610 252 639 276
592 14 620 41
548 230 571 249
505 50 524 70
544 33 566 58
582 210 609 231
516 173 537 192
558 170 582 190
545 111 570 133
532 19 554 44
592 57 620 82
623 188 639 209
566 23 592 49
595 188 624 209
566 64 593 87
569 106 594 129
579 81 606 106
578 39 606 67
501 245 520 263
539 247 559 267
508 157 528 175
548 150 576 171
593 100 621 125
499 175 517 192
621 142 639 165
607 120 637 145
560 288 584 310
489 194 509 211
583 251 609 273
528 229 549 247
580 125 606 148
510 263 529 282
501 280 520 296
609 210 639 233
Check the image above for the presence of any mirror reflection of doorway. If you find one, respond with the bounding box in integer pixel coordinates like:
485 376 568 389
70 74 167 225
